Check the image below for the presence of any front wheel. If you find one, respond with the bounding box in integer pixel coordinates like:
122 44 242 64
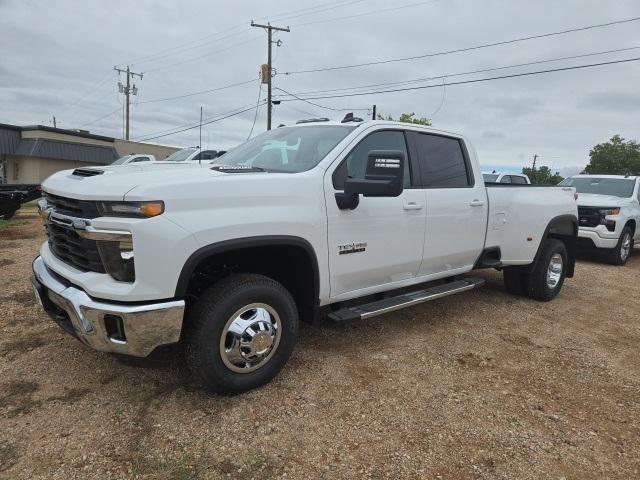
608 227 634 266
523 238 567 301
186 273 299 394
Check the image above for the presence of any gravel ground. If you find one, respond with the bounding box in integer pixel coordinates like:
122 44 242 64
0 207 639 480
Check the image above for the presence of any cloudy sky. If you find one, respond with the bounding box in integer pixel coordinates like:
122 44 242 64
1 0 639 174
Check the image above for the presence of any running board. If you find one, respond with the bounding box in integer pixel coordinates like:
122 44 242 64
327 277 485 323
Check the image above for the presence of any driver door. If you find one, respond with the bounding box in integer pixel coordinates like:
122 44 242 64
324 129 427 300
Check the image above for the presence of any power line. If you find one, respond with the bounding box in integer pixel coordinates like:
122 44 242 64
276 46 640 98
137 102 267 142
271 0 366 23
290 0 439 28
143 36 260 73
77 106 122 129
277 57 640 101
247 81 264 140
275 87 369 112
138 78 256 104
283 16 640 75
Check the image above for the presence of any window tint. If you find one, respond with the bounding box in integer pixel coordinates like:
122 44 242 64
411 133 471 187
500 175 512 184
511 175 527 184
334 130 410 189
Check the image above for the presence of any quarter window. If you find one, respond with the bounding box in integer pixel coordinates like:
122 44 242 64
511 175 527 184
333 130 410 189
410 132 471 187
500 175 512 184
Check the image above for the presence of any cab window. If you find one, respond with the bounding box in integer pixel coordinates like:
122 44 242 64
333 130 411 189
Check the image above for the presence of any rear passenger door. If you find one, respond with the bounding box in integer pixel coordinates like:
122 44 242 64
405 131 488 276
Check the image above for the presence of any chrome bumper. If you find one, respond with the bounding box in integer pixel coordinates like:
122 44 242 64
31 256 185 357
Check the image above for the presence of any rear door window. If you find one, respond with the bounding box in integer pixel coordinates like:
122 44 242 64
408 132 472 187
500 175 512 184
511 175 527 184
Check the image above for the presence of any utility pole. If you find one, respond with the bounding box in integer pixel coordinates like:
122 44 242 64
372 105 377 120
52 116 57 128
251 21 290 130
532 154 539 171
114 65 143 140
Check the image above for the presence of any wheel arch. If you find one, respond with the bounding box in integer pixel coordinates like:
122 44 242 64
532 214 578 278
176 235 320 323
624 218 636 236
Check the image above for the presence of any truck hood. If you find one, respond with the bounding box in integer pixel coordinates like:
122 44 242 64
42 162 225 200
576 193 632 208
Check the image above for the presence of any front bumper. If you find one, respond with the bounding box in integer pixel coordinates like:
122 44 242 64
31 256 185 357
577 228 619 249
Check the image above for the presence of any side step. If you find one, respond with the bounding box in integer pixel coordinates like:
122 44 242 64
327 277 485 323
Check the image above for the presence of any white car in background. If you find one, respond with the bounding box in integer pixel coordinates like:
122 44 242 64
163 148 224 163
111 154 156 166
559 174 640 265
482 172 531 184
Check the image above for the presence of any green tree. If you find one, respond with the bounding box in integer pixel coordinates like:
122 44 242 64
584 135 640 174
377 112 431 126
522 166 564 185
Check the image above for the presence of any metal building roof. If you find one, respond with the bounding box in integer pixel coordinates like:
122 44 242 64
0 124 22 155
15 138 118 164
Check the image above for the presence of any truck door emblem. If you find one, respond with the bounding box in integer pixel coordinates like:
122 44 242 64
339 242 367 255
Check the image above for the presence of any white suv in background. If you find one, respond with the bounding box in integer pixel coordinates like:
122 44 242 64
560 174 640 265
482 172 531 184
163 148 224 163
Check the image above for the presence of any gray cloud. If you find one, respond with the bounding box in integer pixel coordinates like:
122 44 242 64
1 0 639 170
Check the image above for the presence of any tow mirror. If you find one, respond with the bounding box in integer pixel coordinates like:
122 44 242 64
335 150 405 210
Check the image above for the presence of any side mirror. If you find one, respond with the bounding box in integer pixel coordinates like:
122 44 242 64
335 150 405 210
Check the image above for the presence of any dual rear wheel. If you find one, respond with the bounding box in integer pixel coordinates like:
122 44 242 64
503 238 568 301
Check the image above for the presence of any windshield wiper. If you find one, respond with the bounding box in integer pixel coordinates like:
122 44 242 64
210 164 266 173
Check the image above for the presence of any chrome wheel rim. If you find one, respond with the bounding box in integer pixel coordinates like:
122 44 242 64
546 253 563 289
219 303 281 373
620 233 632 261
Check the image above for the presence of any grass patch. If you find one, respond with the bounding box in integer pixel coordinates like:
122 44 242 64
0 220 28 231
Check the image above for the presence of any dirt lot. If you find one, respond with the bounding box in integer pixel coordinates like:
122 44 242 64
0 207 639 480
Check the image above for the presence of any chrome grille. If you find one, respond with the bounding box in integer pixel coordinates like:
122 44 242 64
44 193 100 219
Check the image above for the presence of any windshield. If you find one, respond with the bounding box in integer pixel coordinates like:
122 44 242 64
112 155 133 165
559 177 636 198
164 149 197 162
210 125 356 173
483 174 499 182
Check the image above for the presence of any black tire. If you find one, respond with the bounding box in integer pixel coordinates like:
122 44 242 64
607 226 634 266
186 273 299 394
523 238 567 301
0 209 17 220
503 266 526 295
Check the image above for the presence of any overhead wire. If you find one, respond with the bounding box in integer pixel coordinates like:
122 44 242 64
283 16 640 74
277 57 640 101
275 45 640 98
290 0 439 28
138 78 256 104
246 80 264 140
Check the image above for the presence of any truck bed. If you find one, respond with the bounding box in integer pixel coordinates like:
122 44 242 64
484 185 576 264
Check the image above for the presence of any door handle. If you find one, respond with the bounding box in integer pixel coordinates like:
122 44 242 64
469 199 485 207
403 202 423 211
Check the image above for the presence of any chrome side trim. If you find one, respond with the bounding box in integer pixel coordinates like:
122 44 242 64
32 256 184 357
76 226 132 242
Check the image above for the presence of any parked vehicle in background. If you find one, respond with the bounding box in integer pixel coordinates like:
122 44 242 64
0 184 41 219
111 154 156 166
483 171 531 184
163 148 224 163
32 119 578 393
559 174 639 265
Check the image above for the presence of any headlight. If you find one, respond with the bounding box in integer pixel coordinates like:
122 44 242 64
598 208 620 217
598 207 620 232
97 201 164 218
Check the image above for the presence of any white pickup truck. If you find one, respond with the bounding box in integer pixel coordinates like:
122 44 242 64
32 119 578 393
559 174 639 265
